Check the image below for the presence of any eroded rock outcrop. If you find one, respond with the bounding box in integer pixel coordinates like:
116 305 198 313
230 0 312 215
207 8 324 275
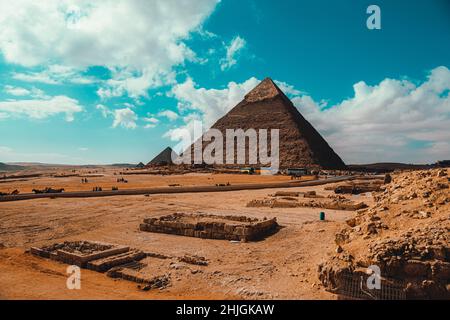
319 169 450 299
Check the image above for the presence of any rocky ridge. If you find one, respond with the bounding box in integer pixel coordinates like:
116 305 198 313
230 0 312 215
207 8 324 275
319 169 450 299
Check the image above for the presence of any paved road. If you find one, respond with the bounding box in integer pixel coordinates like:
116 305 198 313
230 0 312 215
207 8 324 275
0 176 356 203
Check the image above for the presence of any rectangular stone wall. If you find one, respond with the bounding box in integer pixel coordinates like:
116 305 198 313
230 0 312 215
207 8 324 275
139 214 278 242
30 241 130 267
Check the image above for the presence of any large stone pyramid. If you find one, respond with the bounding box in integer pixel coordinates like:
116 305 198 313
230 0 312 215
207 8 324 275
185 78 346 170
147 147 178 166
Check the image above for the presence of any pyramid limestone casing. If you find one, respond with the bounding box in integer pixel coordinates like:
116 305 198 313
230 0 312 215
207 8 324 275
185 78 346 170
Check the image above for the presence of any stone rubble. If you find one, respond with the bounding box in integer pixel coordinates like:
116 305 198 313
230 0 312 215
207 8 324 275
247 193 367 211
318 169 450 299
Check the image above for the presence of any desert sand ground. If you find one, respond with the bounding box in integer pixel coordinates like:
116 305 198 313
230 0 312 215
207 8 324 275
0 170 372 300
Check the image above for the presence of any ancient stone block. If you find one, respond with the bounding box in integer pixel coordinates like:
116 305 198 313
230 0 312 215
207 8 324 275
139 213 278 242
30 241 130 267
87 250 146 272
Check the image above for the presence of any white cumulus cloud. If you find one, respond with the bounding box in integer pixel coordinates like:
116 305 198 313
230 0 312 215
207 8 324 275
143 116 160 129
12 65 97 85
97 104 143 129
96 104 112 118
0 0 219 98
166 76 260 143
4 85 49 99
171 77 259 126
158 110 179 121
220 36 246 71
0 96 83 121
112 108 138 129
4 86 32 97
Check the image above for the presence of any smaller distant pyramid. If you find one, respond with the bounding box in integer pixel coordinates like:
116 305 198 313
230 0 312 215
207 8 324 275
136 162 145 169
147 147 178 166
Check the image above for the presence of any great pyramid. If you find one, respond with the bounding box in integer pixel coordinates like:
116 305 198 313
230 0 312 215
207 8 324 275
147 147 178 166
184 78 346 170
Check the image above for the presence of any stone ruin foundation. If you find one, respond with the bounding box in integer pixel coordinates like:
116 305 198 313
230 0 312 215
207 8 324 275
319 226 450 299
247 191 367 211
106 260 171 291
326 180 383 195
30 240 131 268
139 213 278 241
30 240 171 290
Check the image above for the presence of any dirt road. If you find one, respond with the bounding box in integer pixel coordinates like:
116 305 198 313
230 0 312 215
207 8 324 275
0 175 352 202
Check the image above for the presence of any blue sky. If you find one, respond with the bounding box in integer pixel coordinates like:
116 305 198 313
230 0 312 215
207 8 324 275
0 0 449 164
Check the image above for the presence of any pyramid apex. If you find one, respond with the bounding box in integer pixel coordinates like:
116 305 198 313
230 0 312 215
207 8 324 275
262 76 275 82
244 77 285 102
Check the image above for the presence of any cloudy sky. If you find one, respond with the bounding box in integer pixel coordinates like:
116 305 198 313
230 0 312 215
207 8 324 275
0 0 449 164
